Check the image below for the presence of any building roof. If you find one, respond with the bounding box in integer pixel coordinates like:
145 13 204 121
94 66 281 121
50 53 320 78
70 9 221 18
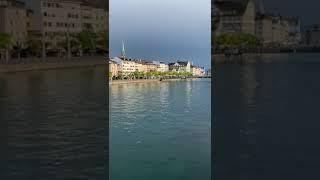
115 56 159 65
109 59 117 64
168 61 189 66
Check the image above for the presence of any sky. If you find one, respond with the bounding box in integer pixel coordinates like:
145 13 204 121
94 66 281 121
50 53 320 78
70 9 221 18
262 0 319 26
109 0 211 69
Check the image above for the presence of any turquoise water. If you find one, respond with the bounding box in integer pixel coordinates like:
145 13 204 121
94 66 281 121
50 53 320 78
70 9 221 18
110 79 211 180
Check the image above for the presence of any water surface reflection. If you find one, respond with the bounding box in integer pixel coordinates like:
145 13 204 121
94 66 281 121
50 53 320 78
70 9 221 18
0 67 107 179
214 54 320 180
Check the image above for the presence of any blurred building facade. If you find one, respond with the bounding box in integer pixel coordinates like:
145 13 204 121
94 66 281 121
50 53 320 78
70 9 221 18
213 0 301 46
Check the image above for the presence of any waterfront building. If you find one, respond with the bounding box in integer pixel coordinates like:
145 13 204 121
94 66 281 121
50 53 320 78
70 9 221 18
109 59 119 78
145 61 157 72
192 65 206 77
156 61 169 72
0 0 28 48
168 61 191 73
305 25 320 46
284 17 301 45
213 0 301 46
133 60 146 72
110 56 199 78
118 57 137 75
255 14 301 46
213 0 264 36
80 2 108 33
21 0 108 50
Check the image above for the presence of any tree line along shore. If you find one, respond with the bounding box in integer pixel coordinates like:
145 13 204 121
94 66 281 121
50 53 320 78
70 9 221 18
0 31 108 64
109 71 196 80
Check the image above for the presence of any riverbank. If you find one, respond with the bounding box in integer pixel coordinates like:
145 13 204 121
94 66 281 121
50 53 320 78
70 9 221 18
109 77 205 85
213 46 320 55
212 53 320 64
0 57 106 73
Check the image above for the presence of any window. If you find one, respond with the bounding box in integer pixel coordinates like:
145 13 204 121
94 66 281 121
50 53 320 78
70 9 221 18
44 12 47 16
48 22 52 27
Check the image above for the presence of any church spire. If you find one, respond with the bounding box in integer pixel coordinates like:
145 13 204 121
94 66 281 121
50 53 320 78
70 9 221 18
121 41 126 59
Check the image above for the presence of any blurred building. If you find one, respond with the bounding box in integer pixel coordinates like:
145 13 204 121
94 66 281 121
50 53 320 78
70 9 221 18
192 65 205 76
256 14 301 46
213 0 301 46
305 25 320 46
20 0 108 48
81 2 108 32
213 0 264 35
158 62 169 72
0 0 28 47
109 59 120 78
168 61 191 73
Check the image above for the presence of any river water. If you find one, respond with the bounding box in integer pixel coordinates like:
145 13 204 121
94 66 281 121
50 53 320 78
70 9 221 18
213 54 320 180
110 79 211 180
0 67 108 179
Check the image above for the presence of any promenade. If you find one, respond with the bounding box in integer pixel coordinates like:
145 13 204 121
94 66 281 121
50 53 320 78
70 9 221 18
109 77 210 85
0 57 107 73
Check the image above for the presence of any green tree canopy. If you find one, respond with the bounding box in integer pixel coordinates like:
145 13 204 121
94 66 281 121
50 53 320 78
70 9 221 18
96 31 108 50
216 32 259 48
0 33 11 49
76 31 97 50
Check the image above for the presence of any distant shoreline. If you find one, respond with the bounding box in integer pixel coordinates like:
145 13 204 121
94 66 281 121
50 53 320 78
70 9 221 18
109 77 209 85
212 52 320 64
212 47 320 55
0 57 106 73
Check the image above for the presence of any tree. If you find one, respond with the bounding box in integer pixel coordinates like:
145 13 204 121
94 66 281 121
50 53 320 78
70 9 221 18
76 31 97 56
27 39 42 58
216 32 259 49
146 72 152 79
96 31 108 53
57 35 80 59
13 41 24 62
0 33 11 63
133 70 140 79
118 72 123 80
